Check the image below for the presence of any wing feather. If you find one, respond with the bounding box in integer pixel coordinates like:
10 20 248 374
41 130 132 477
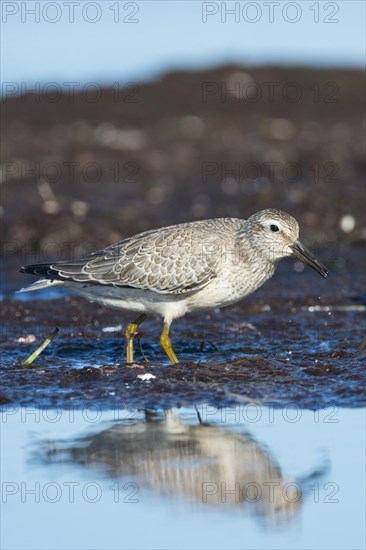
21 219 241 295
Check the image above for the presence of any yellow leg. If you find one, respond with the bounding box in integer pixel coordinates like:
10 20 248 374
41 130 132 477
125 314 147 363
160 321 179 364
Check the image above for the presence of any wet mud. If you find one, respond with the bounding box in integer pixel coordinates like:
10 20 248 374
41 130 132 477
1 248 365 410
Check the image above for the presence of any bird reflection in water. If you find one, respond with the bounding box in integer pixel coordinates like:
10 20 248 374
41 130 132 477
44 409 323 525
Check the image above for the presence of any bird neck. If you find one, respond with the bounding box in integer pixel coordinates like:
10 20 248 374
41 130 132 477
237 225 277 270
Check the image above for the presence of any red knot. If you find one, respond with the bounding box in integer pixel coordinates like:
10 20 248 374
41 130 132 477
19 209 328 364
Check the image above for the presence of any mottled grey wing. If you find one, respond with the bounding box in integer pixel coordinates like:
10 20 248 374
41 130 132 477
49 221 228 294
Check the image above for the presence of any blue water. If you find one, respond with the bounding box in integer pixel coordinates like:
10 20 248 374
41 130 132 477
1 406 365 549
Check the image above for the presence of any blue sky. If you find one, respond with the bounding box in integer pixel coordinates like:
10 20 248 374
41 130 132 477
1 1 365 88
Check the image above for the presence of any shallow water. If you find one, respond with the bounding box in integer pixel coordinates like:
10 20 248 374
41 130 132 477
1 405 365 550
1 252 365 548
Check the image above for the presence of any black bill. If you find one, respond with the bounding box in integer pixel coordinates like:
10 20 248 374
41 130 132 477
290 241 329 278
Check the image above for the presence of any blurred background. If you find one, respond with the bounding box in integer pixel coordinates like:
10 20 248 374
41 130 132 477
1 7 366 547
1 0 365 273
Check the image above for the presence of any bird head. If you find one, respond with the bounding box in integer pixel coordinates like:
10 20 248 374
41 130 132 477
245 209 328 278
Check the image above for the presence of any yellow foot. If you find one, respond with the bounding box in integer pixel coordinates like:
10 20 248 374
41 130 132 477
125 314 147 363
160 321 179 364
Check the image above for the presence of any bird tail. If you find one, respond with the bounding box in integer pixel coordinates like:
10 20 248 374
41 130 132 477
18 264 64 293
17 279 64 293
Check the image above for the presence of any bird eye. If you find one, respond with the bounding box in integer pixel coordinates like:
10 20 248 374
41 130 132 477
270 224 279 232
